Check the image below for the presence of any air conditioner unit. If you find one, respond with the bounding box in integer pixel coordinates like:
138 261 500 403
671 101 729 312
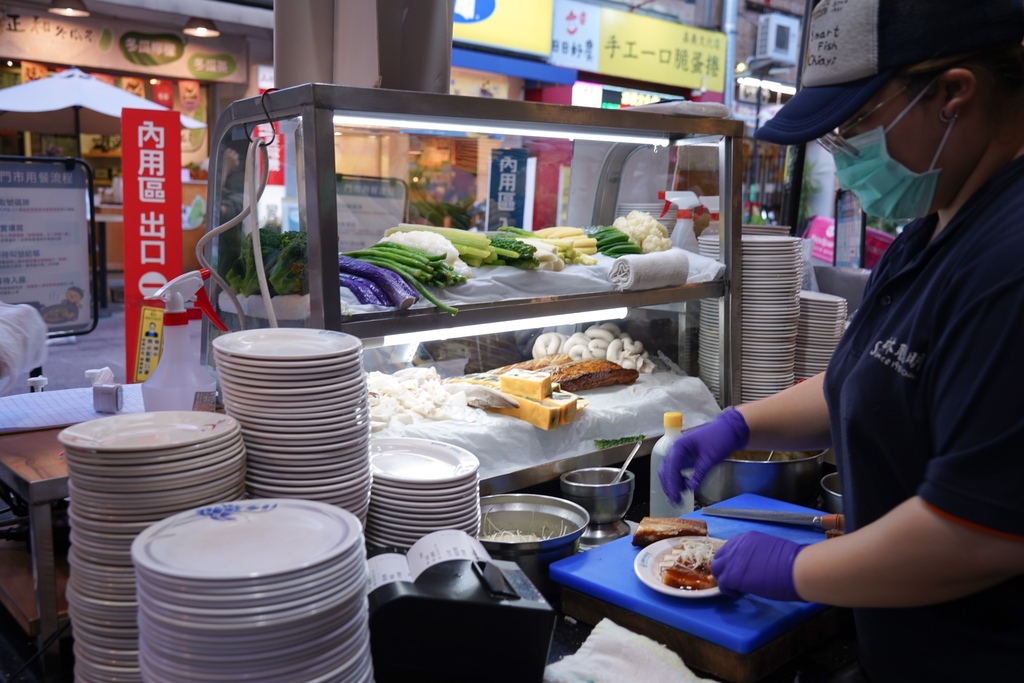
756 13 800 67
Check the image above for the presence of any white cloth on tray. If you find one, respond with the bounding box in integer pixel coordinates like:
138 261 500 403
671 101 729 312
372 372 722 483
543 618 716 683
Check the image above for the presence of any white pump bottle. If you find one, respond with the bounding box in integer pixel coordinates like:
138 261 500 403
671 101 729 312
141 269 227 412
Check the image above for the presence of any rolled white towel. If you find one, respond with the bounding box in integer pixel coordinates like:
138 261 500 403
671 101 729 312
0 301 48 394
608 248 690 291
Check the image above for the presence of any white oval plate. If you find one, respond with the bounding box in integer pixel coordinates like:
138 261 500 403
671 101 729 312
59 413 239 452
634 537 726 598
369 437 479 484
213 328 361 360
132 499 362 581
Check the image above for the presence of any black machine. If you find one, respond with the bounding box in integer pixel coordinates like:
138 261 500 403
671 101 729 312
368 558 556 682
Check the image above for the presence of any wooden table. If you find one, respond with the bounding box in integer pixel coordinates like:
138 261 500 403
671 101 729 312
0 428 70 673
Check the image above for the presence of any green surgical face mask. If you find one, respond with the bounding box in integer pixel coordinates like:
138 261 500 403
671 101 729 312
832 85 956 220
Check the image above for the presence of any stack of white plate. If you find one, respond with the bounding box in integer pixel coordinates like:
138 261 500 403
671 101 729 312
365 437 481 549
697 234 804 402
795 291 849 379
742 224 792 236
132 499 373 683
614 203 676 233
740 235 803 400
212 328 372 522
58 412 246 683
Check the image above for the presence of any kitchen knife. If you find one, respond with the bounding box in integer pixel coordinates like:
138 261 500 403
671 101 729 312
701 507 844 532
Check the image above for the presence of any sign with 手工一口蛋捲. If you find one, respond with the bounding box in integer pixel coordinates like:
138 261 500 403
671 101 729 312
598 7 726 92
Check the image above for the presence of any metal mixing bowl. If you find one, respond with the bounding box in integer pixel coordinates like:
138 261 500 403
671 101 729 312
696 449 826 506
558 467 635 526
478 494 589 599
820 472 843 514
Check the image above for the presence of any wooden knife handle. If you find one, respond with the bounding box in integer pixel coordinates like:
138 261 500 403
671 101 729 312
820 514 844 532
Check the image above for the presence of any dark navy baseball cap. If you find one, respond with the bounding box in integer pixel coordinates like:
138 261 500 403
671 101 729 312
756 0 1024 145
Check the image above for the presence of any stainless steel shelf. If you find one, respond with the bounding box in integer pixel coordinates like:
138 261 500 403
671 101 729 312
346 281 725 342
480 438 657 495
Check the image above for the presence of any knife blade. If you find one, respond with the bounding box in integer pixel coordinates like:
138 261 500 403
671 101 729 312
701 507 844 532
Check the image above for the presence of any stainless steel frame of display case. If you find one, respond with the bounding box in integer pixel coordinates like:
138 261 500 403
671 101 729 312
206 84 744 486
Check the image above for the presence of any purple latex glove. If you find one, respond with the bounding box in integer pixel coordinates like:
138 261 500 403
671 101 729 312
657 407 750 505
710 531 805 601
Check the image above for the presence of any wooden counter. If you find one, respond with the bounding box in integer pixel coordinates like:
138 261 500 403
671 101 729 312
0 427 69 650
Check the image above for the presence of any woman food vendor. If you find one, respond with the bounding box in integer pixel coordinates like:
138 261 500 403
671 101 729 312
658 0 1024 680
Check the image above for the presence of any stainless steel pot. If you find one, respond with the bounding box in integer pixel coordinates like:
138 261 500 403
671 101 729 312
820 471 843 514
696 450 826 506
478 494 589 599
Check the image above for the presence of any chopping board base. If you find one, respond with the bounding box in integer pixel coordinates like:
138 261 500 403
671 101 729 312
561 588 845 683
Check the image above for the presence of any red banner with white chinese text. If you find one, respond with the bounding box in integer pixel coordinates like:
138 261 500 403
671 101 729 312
121 109 182 383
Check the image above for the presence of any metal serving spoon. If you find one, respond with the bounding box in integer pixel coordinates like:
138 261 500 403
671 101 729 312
612 441 644 484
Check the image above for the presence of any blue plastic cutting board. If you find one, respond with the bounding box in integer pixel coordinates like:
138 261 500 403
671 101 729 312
549 493 831 654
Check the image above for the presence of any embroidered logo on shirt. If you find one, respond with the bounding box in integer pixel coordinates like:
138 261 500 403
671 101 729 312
870 337 926 379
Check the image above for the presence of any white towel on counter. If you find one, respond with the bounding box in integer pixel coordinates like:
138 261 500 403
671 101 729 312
543 618 715 683
0 300 48 394
608 248 690 291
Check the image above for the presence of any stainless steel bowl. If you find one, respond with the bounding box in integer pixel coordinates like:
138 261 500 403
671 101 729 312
820 472 843 514
559 467 635 526
478 494 589 598
696 450 826 506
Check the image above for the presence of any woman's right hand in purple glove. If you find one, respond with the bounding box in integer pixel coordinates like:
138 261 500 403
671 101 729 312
657 407 750 505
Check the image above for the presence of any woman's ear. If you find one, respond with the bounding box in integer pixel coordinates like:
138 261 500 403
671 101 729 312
938 68 977 120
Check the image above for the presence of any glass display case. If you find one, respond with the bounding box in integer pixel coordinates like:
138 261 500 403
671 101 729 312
203 84 744 493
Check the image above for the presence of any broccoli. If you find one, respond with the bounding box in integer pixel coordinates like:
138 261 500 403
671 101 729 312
225 228 307 297
268 230 308 296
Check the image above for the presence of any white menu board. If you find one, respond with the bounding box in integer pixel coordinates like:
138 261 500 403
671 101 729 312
336 175 408 252
0 158 93 334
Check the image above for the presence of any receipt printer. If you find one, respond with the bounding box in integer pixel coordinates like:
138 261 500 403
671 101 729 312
368 558 556 683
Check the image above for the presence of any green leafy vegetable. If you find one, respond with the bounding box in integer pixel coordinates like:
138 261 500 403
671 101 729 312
226 228 308 297
594 435 646 449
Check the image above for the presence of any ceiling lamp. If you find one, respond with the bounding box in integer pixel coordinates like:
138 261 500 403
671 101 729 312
48 0 90 17
183 17 221 38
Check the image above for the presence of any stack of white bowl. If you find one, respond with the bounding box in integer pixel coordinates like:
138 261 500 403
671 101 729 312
365 437 481 549
794 291 849 379
132 498 373 683
697 234 804 402
58 412 246 683
212 328 372 523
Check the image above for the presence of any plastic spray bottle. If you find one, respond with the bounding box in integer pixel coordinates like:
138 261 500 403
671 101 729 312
649 411 694 517
141 269 228 412
657 190 703 251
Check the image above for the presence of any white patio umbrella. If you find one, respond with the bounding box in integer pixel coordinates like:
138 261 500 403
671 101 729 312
0 67 206 156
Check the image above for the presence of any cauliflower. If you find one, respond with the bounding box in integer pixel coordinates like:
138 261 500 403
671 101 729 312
380 231 474 278
612 211 671 253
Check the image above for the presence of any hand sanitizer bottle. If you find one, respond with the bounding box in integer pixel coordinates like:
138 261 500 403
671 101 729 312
141 269 227 412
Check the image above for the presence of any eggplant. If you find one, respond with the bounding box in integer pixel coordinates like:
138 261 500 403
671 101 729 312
339 272 390 306
338 255 418 309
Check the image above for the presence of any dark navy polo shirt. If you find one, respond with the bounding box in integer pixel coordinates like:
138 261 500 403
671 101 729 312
823 155 1024 681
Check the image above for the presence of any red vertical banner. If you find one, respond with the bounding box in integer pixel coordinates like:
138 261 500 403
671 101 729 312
253 121 285 187
121 109 182 383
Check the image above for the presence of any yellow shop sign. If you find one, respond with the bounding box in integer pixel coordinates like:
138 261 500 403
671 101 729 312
598 8 726 92
453 0 554 57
